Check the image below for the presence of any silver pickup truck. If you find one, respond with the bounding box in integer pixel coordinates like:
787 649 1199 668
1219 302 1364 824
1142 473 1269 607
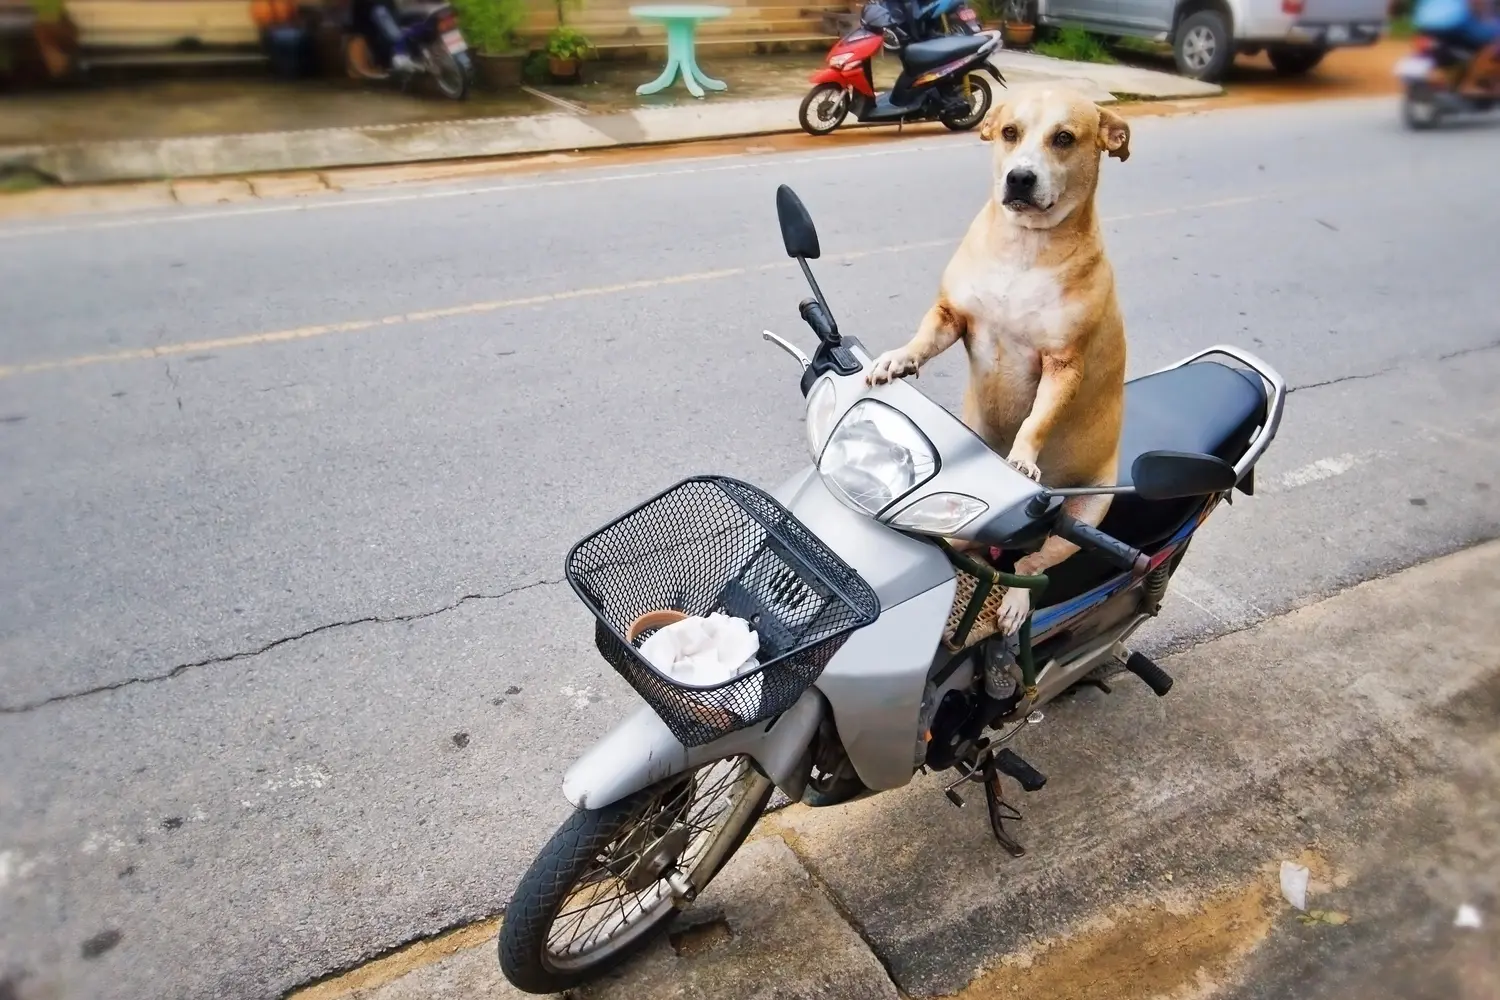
1035 0 1389 80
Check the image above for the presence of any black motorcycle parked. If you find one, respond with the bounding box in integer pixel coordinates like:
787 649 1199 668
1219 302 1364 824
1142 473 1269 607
346 0 474 101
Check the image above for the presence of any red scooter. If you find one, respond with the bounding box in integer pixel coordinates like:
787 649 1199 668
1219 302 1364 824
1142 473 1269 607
798 2 1004 136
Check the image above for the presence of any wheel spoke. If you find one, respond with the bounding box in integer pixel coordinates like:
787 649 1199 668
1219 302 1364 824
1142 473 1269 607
541 756 761 967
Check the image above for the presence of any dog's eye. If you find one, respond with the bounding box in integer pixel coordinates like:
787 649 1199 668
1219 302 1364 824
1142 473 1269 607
1000 125 1018 142
1053 130 1076 148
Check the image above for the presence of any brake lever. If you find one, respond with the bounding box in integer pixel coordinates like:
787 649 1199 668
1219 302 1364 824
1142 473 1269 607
762 330 811 370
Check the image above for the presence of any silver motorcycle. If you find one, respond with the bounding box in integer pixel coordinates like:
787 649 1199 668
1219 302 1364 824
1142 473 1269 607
497 184 1286 994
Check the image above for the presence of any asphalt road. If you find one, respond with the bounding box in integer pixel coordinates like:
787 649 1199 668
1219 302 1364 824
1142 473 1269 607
2 96 1498 1000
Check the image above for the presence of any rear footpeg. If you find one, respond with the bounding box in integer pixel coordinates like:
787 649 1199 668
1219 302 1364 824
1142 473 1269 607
993 748 1047 792
1125 651 1174 697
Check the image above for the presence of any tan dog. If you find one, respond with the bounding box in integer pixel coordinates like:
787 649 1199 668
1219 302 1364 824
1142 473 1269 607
866 88 1132 634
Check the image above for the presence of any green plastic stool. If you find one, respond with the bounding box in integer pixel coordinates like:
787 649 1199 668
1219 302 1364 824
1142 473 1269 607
629 5 731 99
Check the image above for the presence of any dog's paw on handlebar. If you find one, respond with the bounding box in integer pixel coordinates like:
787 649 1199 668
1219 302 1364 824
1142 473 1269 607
866 348 919 386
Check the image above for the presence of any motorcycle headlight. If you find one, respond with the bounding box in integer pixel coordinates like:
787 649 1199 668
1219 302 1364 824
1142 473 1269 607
889 492 988 535
805 377 839 459
818 399 937 515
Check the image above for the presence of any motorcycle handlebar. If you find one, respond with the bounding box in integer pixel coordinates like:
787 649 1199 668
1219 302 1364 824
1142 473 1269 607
799 298 838 344
1052 512 1149 576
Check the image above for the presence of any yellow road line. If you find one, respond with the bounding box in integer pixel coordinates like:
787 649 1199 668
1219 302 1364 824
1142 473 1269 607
0 193 1283 381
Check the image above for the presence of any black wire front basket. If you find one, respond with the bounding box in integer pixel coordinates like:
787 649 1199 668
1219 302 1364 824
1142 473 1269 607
565 476 881 747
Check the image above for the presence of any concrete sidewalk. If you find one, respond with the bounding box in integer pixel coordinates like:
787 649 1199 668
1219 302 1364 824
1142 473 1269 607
296 541 1500 1000
3 51 1219 185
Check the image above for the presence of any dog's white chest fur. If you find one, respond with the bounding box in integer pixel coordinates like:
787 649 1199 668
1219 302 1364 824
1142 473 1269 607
947 258 1071 372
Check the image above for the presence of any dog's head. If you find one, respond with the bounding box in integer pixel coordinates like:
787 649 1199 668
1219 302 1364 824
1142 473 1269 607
978 89 1130 229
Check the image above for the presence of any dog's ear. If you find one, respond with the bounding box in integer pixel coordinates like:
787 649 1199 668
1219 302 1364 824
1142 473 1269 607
979 104 1006 143
1097 106 1130 161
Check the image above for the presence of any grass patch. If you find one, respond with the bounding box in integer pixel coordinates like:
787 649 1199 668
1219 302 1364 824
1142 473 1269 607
1034 26 1117 64
1112 35 1170 55
1388 14 1415 38
0 167 54 195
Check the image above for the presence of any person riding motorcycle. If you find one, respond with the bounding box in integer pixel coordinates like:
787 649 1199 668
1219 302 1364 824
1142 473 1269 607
351 0 422 73
1413 0 1500 94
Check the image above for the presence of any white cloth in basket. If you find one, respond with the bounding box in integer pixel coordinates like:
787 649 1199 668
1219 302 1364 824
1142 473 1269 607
639 613 763 715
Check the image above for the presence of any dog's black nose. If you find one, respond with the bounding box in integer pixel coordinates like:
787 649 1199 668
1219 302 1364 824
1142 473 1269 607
1005 168 1037 193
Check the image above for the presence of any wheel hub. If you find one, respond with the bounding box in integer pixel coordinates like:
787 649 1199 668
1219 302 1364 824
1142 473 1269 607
1184 27 1215 69
623 825 692 893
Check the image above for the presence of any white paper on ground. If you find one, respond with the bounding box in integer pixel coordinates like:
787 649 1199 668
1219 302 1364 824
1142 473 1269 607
639 613 763 714
1280 861 1310 911
1455 904 1483 929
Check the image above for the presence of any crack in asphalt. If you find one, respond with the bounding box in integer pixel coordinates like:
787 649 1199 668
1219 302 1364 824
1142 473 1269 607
0 577 565 715
11 339 1498 716
1288 366 1400 393
1289 339 1500 395
1438 337 1500 362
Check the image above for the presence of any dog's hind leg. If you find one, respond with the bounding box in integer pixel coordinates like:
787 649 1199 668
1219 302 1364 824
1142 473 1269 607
866 301 966 386
995 491 1114 635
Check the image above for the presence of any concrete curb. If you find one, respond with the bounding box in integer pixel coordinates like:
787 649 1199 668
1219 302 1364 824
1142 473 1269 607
2 54 1220 186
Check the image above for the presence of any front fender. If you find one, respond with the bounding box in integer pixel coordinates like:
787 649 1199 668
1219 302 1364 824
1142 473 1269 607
561 687 825 811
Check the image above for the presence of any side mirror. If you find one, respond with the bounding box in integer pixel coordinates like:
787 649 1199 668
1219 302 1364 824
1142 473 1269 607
1132 450 1238 501
776 184 821 260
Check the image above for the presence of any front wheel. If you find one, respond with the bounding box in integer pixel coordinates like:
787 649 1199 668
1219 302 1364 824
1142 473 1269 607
941 73 993 131
498 756 773 995
426 40 471 100
798 83 850 135
1402 81 1444 130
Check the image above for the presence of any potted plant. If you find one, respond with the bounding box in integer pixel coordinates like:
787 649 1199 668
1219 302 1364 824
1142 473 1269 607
544 25 591 82
999 0 1034 46
453 0 527 90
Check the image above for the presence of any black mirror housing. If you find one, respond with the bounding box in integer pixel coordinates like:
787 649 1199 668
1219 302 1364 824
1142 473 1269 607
1132 450 1238 501
776 184 821 260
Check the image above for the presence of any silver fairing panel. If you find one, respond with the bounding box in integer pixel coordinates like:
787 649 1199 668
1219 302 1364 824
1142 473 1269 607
774 467 957 791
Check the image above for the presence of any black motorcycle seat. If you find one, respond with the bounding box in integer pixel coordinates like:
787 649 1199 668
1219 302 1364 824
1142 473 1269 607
901 34 990 72
1035 361 1267 609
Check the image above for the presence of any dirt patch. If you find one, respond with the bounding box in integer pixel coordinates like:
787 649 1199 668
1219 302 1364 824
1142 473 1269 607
952 878 1281 1000
287 918 499 1000
670 916 735 958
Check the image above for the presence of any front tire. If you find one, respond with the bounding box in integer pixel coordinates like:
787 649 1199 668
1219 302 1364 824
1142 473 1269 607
1267 45 1326 75
1402 81 1444 130
941 73 993 131
498 756 773 995
798 83 850 135
1173 10 1233 82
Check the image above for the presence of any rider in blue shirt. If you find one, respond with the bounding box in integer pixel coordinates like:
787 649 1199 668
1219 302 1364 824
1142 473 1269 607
1413 0 1500 92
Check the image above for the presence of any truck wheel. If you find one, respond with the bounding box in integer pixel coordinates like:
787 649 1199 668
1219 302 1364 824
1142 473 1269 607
1267 45 1326 75
1173 10 1233 82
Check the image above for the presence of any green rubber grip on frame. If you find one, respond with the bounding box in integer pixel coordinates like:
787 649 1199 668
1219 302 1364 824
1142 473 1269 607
938 541 1048 688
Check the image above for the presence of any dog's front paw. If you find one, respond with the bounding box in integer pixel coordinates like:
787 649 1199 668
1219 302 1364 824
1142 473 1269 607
866 348 919 386
996 586 1032 636
1006 453 1042 482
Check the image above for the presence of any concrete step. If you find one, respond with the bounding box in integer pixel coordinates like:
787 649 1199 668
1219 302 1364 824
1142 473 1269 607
66 0 260 48
78 48 268 68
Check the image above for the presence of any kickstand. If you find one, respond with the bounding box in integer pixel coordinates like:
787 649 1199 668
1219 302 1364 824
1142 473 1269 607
984 771 1026 857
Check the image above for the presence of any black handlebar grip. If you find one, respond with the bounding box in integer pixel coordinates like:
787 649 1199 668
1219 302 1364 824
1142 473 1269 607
1053 512 1149 575
798 298 838 343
